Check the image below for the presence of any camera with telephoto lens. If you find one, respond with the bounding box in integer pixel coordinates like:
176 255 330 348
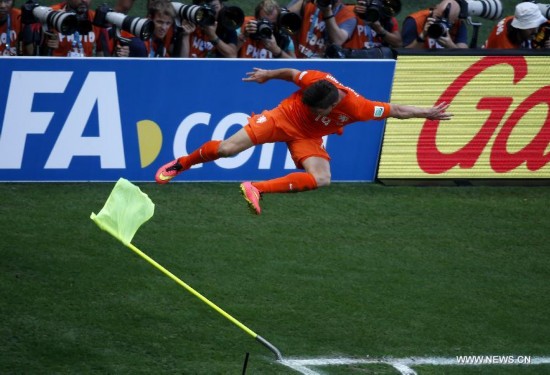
93 4 154 40
172 2 216 27
250 18 273 40
427 3 451 39
21 0 78 34
535 2 550 18
278 7 301 35
454 0 502 20
357 0 401 23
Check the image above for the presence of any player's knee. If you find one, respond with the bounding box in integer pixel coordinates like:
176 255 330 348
313 171 331 187
217 141 237 157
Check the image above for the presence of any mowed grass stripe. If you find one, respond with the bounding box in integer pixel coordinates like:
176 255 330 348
1 183 549 374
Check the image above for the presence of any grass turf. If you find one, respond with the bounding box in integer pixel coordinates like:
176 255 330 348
1 183 549 373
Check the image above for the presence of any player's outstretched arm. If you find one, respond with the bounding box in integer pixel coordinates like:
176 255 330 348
389 102 453 120
242 68 300 84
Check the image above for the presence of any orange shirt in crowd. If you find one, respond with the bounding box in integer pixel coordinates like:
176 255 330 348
295 3 355 58
50 2 101 56
484 16 520 48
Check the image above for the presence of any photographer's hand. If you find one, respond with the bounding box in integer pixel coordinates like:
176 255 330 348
263 35 282 55
202 22 238 57
181 20 196 35
437 32 456 48
318 3 351 45
354 1 367 16
245 20 257 36
116 45 130 57
45 31 60 50
423 16 435 36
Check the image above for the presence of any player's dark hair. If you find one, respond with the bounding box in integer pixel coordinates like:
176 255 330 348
302 80 339 109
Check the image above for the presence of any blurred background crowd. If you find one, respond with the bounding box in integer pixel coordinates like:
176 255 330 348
1 0 549 57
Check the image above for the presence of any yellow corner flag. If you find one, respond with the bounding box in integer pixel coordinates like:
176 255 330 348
90 178 283 360
90 178 154 245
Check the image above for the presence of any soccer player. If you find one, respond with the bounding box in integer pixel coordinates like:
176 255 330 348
155 68 452 215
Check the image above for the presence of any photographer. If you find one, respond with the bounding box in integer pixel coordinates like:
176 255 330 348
238 0 295 58
0 0 21 55
129 0 176 57
344 0 402 49
402 0 468 49
287 0 356 58
182 0 238 57
484 2 547 48
95 0 138 57
46 0 102 56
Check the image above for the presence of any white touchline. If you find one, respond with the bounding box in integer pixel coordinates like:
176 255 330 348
280 356 550 375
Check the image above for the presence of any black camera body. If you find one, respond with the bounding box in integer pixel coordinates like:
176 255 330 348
250 18 273 40
427 18 450 39
356 0 401 23
316 0 337 8
427 3 451 39
362 0 384 22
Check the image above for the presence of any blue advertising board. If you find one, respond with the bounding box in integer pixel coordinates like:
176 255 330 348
0 58 395 182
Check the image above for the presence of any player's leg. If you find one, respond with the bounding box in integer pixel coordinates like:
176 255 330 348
155 128 254 184
240 139 330 215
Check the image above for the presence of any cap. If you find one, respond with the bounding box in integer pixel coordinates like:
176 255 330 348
511 2 547 30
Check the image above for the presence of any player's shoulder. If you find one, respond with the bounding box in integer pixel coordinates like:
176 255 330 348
298 70 338 82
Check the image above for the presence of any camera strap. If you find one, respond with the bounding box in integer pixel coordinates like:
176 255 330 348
71 31 83 54
365 24 374 48
307 8 320 43
5 13 10 51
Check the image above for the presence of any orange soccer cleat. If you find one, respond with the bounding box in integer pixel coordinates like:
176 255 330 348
155 160 186 184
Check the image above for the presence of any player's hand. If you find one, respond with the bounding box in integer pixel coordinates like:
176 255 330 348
242 67 271 83
426 102 452 120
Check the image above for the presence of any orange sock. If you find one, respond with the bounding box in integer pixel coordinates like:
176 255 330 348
178 140 221 169
252 172 318 194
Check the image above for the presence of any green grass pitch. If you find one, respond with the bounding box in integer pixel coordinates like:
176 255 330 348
1 183 549 373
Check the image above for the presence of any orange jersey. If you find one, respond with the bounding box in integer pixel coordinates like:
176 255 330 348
143 37 171 57
239 16 274 58
0 8 21 56
50 3 101 57
188 27 215 57
484 16 520 49
296 3 356 58
344 7 398 49
278 70 390 139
